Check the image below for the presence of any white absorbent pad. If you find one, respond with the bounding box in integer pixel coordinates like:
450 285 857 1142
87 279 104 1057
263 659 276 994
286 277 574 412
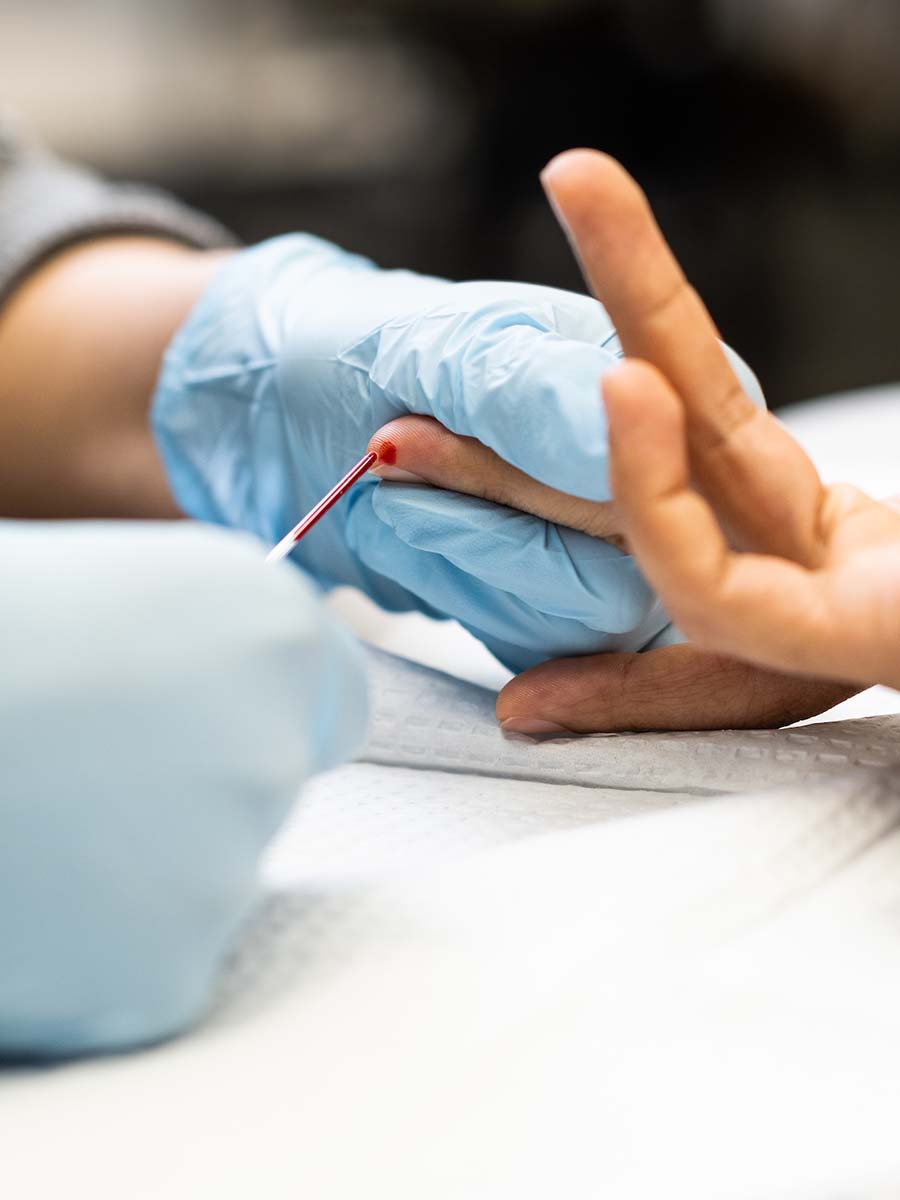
5 646 900 1200
360 645 900 792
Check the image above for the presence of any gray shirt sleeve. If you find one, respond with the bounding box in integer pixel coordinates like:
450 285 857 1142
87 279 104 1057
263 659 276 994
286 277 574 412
0 116 237 309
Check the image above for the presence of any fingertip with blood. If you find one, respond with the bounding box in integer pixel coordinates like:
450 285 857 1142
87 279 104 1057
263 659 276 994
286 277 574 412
367 427 427 484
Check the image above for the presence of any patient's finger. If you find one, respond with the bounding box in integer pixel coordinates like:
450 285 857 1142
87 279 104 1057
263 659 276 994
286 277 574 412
542 150 743 435
604 361 838 674
542 149 826 564
368 415 625 545
496 643 857 734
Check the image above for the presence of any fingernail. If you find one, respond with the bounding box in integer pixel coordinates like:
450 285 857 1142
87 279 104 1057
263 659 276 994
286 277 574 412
539 161 571 236
539 152 569 188
369 465 428 484
500 717 571 738
539 162 558 188
540 165 563 203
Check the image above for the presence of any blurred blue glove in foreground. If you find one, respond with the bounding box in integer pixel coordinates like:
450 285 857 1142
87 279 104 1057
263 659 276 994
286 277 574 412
0 521 366 1059
153 235 763 669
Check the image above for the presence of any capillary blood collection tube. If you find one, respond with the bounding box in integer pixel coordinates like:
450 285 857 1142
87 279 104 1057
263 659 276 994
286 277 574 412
265 451 379 565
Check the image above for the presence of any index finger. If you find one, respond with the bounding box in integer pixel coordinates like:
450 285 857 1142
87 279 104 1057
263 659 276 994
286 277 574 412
541 150 754 452
542 150 826 563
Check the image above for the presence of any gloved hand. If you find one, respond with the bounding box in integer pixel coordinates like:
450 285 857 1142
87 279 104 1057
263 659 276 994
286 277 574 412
153 235 764 670
0 520 365 1059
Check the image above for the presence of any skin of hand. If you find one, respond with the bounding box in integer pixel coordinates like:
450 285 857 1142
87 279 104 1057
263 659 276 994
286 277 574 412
369 415 626 547
542 149 900 694
0 237 229 518
368 415 857 732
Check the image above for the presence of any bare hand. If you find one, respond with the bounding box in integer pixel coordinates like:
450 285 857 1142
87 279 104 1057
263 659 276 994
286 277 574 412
368 416 856 733
542 149 900 691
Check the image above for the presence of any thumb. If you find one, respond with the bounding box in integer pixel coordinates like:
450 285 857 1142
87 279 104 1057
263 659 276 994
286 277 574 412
496 644 857 735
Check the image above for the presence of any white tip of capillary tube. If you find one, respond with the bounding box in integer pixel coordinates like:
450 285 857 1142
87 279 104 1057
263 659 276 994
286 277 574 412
265 530 297 565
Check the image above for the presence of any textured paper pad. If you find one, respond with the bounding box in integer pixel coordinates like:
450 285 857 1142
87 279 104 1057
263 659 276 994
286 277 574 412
361 645 900 793
7 647 900 1200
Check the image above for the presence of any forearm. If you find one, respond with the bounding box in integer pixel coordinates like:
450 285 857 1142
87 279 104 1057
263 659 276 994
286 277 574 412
0 237 231 519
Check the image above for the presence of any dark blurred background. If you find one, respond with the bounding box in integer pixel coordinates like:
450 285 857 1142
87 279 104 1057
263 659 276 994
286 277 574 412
4 0 900 409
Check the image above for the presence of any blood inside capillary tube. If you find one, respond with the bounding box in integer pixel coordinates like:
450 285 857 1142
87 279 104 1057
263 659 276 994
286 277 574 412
266 451 378 565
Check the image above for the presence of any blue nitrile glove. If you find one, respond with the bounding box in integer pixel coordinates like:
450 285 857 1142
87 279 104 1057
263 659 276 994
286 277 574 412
0 520 366 1060
153 235 764 670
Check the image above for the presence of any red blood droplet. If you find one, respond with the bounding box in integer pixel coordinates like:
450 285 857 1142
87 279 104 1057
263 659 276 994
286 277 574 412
378 441 398 465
